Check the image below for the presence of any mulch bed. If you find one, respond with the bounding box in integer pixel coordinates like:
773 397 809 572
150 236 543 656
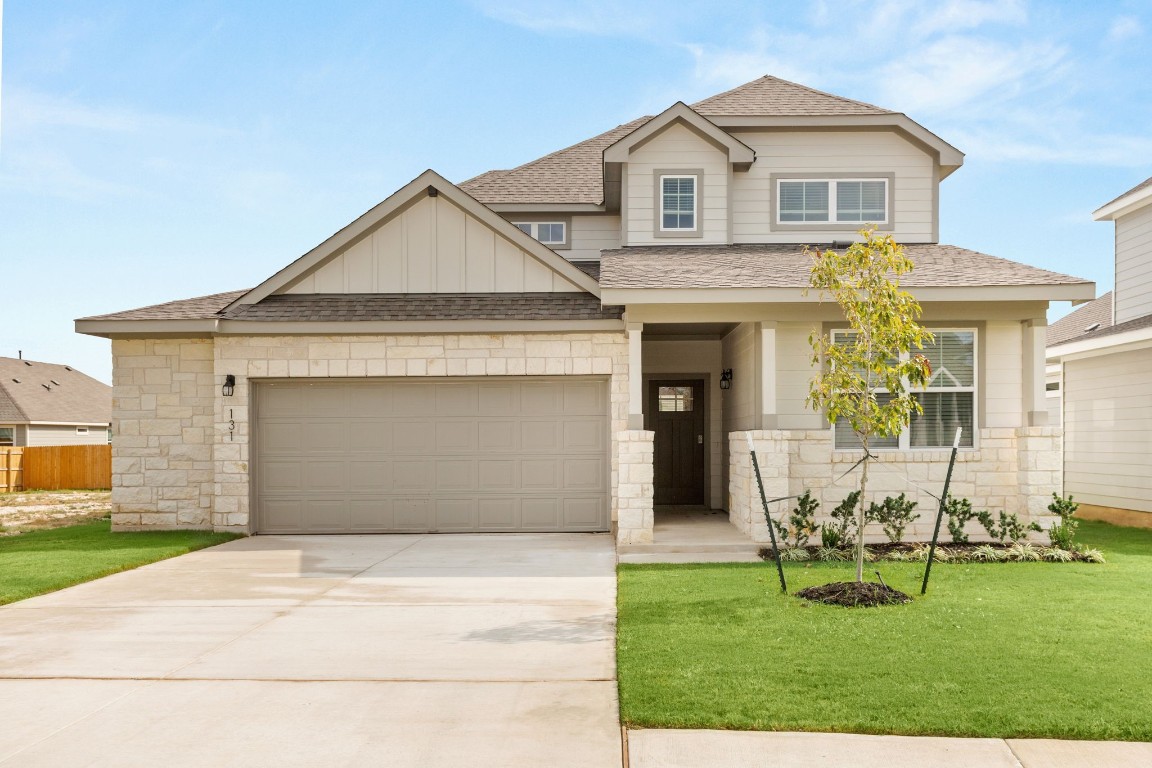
795 581 912 607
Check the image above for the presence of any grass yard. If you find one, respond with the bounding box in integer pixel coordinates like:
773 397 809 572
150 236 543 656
617 521 1152 741
0 519 241 605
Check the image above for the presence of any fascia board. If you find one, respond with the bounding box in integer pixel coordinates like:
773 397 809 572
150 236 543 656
1093 185 1152 221
603 103 755 165
1046 325 1152 361
75 318 219 338
29 421 111 426
224 170 602 311
602 284 1095 305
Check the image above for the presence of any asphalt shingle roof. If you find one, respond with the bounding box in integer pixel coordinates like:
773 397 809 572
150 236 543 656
221 293 622 322
690 75 893 116
1099 176 1152 211
1047 292 1114 347
0 357 111 425
80 290 249 321
598 244 1090 290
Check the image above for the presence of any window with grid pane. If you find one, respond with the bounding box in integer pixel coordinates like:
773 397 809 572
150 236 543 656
830 329 976 450
512 221 566 245
778 178 888 224
661 176 696 230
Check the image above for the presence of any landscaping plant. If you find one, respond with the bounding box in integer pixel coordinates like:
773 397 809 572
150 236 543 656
869 493 920 543
984 510 1041 544
944 496 989 544
775 490 820 548
1047 493 1080 550
807 229 933 586
820 491 860 549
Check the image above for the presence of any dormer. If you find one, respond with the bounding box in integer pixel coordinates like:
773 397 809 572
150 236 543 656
604 102 753 247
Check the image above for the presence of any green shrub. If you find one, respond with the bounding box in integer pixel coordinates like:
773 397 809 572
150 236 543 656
971 544 1006 562
779 546 811 562
774 490 820 548
868 493 920 543
984 511 1042 544
1007 542 1042 562
1079 548 1107 564
945 496 990 544
1042 547 1075 563
821 491 860 549
815 546 850 562
1047 493 1080 550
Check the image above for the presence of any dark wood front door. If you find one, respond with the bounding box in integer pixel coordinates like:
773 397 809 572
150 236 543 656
649 380 705 505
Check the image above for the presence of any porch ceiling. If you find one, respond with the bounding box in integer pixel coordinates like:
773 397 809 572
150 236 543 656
643 322 736 338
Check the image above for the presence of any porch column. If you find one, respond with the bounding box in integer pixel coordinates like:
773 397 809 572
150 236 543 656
1022 318 1048 426
759 321 778 429
627 322 644 429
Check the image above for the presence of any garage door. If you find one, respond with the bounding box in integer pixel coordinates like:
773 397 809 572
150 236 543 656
254 378 609 533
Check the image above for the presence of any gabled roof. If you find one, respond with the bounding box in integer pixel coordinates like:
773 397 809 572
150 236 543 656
1047 292 1114 347
0 357 111 425
221 293 622 322
1094 175 1152 221
225 169 601 312
459 117 651 205
691 75 894 117
598 243 1094 302
602 102 754 166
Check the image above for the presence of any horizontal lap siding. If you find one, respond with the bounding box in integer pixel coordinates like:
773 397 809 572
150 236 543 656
731 131 935 243
568 215 621 262
1115 205 1152 323
1064 348 1152 512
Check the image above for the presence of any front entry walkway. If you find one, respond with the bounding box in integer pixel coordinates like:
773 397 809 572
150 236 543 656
0 534 621 767
617 507 762 563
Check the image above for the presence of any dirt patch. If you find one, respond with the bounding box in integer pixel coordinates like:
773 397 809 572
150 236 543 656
796 581 912 607
0 491 112 534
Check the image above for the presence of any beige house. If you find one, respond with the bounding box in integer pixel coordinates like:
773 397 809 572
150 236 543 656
77 76 1093 544
1047 176 1152 525
0 357 111 446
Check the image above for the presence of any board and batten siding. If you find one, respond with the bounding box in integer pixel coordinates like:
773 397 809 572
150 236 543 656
284 195 582 295
625 123 729 246
1063 347 1152 513
1114 204 1152 324
730 130 936 244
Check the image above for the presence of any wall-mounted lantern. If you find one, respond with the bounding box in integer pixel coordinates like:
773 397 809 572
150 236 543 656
720 369 733 390
222 374 236 397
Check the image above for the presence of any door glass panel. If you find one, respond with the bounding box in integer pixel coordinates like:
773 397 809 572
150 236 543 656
657 386 693 412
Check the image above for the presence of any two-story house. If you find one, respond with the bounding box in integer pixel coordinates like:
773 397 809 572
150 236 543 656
1047 177 1152 527
77 76 1093 544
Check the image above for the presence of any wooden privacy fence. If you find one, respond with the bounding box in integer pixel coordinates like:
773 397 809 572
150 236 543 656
0 445 112 492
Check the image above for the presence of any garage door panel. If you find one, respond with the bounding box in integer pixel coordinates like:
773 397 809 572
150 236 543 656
255 378 607 534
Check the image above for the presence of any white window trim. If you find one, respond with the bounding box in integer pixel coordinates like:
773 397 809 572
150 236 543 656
829 328 979 451
512 221 567 246
776 177 890 226
0 426 14 446
658 174 698 233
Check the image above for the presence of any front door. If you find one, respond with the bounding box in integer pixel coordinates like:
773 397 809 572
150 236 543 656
648 380 705 505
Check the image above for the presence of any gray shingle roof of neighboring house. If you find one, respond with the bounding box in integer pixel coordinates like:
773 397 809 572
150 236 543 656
84 290 622 322
1047 292 1114 347
690 75 893 116
598 244 1091 290
459 76 896 205
1098 176 1152 211
0 357 111 424
221 293 623 322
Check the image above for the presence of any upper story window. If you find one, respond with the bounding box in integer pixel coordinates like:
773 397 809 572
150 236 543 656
514 221 567 246
831 329 977 450
778 178 889 225
660 175 696 231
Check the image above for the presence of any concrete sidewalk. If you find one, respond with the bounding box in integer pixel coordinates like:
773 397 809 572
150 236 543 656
627 729 1152 767
0 533 622 767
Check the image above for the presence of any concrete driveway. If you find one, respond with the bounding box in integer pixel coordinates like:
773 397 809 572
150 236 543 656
0 533 621 767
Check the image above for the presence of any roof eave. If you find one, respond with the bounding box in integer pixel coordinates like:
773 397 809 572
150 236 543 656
601 283 1094 305
1093 184 1152 221
75 318 220 339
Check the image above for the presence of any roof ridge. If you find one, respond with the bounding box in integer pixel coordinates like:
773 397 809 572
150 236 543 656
692 74 894 114
499 116 653 177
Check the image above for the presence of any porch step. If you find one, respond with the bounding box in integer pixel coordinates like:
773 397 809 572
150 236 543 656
619 551 765 564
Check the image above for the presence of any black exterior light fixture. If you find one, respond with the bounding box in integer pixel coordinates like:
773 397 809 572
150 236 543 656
222 374 236 397
720 369 733 390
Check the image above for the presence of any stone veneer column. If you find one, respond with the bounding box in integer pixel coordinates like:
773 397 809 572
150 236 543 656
1016 425 1062 529
614 430 654 544
728 430 793 543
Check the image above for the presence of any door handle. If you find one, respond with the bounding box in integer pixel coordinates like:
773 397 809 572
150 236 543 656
697 435 704 444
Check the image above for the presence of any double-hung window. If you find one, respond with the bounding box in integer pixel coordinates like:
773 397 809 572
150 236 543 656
660 175 697 231
778 178 888 225
831 329 977 450
0 427 13 446
513 221 567 246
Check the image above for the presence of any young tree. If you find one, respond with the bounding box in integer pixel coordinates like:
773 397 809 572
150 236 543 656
807 229 933 582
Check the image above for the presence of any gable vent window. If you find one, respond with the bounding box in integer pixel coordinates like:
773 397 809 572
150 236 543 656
660 175 697 231
514 221 567 246
779 179 888 224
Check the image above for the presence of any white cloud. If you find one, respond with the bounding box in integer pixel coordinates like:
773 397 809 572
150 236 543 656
470 0 666 37
1107 15 1143 42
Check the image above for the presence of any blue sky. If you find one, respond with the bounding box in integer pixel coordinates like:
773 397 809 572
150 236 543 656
2 0 1150 384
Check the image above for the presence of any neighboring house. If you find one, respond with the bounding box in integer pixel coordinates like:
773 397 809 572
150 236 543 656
1047 176 1152 525
77 76 1093 543
0 356 111 446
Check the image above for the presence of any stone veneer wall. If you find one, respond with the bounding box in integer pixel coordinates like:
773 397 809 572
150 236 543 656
729 427 1062 544
110 332 630 533
614 430 655 544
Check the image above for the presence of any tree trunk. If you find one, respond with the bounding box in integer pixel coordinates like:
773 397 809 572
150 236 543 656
855 438 869 583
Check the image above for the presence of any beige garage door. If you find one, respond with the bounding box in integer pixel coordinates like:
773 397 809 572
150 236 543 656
255 378 609 533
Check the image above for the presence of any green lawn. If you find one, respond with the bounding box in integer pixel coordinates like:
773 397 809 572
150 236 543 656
617 521 1152 741
0 520 241 605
